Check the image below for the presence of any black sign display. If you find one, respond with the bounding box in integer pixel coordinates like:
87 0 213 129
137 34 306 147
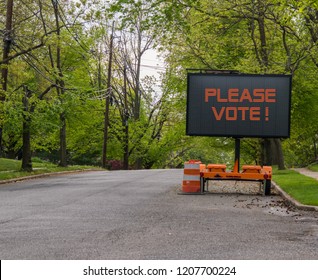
187 73 292 138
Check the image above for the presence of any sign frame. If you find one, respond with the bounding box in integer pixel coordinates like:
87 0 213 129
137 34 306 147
186 72 292 138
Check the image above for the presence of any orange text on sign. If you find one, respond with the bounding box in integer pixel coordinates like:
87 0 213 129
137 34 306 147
212 107 261 121
205 88 276 103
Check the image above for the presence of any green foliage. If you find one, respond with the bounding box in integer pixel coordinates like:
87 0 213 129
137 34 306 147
282 64 318 167
1 0 318 170
154 0 318 168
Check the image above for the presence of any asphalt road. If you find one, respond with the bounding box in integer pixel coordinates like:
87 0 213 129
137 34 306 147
0 169 317 259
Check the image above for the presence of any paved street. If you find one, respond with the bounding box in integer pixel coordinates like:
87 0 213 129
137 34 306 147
0 169 317 259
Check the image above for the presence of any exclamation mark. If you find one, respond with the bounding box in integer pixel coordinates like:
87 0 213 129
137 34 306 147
265 107 269 121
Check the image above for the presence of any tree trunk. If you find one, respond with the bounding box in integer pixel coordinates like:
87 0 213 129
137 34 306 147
102 21 114 169
1 0 14 93
255 1 285 168
22 119 32 171
0 0 14 157
123 63 129 170
133 28 143 169
21 86 32 172
123 120 129 170
59 112 67 167
273 138 285 170
262 138 272 166
52 0 67 167
256 1 269 71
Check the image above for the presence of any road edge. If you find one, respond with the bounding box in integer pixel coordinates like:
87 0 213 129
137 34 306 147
0 169 101 185
272 181 318 211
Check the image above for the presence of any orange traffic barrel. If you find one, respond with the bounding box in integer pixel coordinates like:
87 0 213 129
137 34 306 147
182 160 205 193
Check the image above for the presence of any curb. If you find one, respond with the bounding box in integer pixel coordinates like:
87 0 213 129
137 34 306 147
272 181 318 212
0 169 100 185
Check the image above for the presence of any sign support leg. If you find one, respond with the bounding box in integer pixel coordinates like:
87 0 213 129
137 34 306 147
200 176 205 193
234 138 240 173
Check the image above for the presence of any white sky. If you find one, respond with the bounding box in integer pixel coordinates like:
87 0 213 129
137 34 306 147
140 49 165 80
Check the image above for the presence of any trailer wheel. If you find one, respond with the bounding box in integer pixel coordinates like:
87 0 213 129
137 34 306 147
264 179 271 196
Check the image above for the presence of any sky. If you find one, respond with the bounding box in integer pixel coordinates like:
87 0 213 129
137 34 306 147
140 49 165 80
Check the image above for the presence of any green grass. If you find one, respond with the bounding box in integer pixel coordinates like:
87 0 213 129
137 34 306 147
273 168 318 206
0 158 21 171
0 158 102 181
307 163 318 172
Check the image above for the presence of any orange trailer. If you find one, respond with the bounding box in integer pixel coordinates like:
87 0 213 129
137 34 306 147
182 139 272 195
199 163 272 195
199 139 272 195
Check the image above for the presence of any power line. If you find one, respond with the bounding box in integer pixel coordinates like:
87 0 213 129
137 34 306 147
140 64 165 70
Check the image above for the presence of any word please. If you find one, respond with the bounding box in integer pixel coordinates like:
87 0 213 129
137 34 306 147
205 88 276 103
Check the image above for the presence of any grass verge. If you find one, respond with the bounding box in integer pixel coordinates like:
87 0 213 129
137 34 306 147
307 163 318 172
273 168 318 206
0 158 102 181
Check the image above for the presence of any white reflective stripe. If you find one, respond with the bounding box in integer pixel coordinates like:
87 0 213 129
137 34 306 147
183 175 200 181
184 163 200 169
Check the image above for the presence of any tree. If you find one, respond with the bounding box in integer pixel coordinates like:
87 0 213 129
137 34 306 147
1 0 55 160
1 0 317 170
106 1 160 168
147 0 318 169
1 0 98 170
1 0 14 157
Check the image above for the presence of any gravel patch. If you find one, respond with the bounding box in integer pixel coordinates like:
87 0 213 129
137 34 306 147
205 180 277 195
